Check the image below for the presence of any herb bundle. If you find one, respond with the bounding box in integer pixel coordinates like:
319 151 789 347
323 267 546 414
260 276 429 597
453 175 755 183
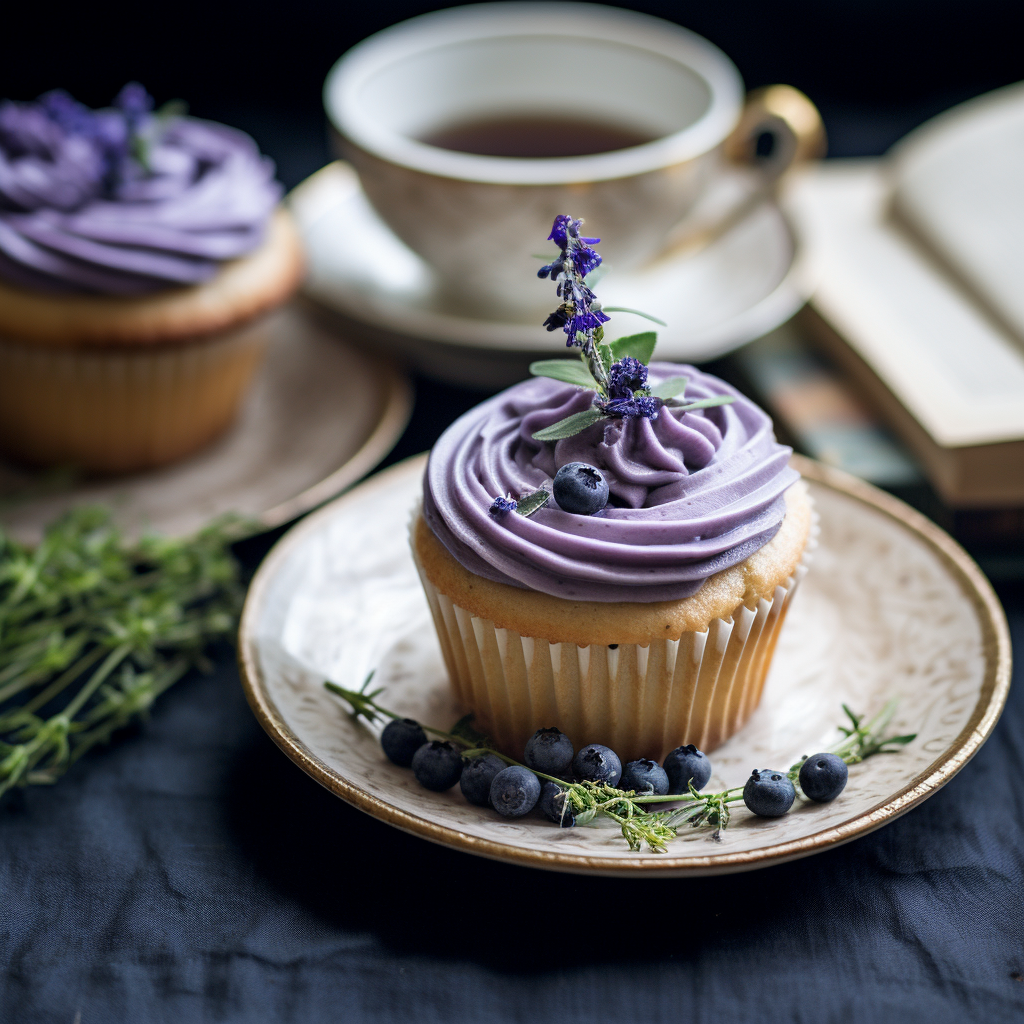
0 509 247 801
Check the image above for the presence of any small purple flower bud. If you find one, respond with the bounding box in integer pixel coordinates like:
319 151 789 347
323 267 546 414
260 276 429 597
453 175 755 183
607 356 648 398
114 82 154 122
490 495 518 515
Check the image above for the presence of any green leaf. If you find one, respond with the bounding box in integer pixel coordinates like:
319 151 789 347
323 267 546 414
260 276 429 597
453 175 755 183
601 307 667 326
608 332 657 366
883 734 917 746
668 395 736 412
529 360 598 389
531 408 606 442
514 489 550 518
650 375 689 400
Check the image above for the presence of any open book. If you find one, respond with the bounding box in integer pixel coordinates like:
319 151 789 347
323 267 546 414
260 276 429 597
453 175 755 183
782 135 1024 507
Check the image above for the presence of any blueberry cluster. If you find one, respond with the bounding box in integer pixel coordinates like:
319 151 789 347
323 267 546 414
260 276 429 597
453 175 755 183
380 713 851 829
379 717 723 826
742 752 848 817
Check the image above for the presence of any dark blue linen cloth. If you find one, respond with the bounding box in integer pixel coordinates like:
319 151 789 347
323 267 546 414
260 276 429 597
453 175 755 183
2 380 1023 1022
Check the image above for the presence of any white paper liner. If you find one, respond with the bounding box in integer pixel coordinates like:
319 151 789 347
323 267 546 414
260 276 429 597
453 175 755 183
411 504 818 762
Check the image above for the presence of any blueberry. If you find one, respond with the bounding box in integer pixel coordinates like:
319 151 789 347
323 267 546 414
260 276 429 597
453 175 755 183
663 744 712 794
459 753 507 806
619 758 670 795
524 727 574 776
572 743 622 786
539 781 576 827
743 768 796 817
798 752 849 802
552 462 609 515
410 740 463 791
380 718 428 767
489 766 541 818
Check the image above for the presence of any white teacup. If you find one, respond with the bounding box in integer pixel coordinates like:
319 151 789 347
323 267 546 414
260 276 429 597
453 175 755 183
324 2 823 319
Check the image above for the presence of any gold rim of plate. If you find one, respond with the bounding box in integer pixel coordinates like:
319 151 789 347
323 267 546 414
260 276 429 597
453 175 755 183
238 454 1012 876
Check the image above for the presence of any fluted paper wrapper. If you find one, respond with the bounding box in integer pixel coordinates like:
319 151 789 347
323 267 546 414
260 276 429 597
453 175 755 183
412 515 817 763
0 318 269 473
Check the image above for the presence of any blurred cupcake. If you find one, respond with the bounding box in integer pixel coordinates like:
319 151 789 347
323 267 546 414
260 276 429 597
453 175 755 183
411 215 814 762
0 84 303 473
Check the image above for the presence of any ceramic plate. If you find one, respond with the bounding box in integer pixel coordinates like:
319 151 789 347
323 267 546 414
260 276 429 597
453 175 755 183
239 455 1010 877
290 162 812 387
0 304 411 544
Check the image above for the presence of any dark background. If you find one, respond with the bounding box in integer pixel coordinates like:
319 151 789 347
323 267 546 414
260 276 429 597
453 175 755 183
4 0 1024 186
3 3 1024 1023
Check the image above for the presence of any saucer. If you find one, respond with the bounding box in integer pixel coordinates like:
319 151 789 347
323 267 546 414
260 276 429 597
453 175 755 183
290 162 812 387
0 304 411 544
239 454 1010 877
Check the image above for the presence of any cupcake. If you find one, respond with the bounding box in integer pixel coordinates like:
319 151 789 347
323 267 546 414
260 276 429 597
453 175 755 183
411 216 813 762
0 84 303 473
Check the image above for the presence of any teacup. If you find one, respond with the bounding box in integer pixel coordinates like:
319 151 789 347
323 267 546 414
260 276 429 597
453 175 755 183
324 2 823 319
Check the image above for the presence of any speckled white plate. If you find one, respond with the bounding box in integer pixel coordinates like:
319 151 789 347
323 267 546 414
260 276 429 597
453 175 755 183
239 454 1010 876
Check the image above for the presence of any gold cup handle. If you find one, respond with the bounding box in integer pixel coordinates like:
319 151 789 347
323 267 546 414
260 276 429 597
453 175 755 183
658 86 825 261
724 85 827 176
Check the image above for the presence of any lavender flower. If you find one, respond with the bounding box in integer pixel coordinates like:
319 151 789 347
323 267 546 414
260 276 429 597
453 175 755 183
607 356 648 397
114 82 154 125
539 215 609 349
599 391 659 419
490 495 518 515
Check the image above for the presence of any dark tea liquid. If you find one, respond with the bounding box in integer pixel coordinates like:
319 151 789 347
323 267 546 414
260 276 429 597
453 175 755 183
420 114 656 158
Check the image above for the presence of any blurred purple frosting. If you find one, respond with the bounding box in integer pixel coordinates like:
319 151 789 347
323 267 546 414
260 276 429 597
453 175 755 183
423 363 799 603
0 85 281 294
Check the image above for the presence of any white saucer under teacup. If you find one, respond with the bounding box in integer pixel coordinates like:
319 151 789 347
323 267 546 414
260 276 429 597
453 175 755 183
291 161 813 388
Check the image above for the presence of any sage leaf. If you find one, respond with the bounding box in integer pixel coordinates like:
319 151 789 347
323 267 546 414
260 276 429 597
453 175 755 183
650 375 689 400
601 307 667 326
529 360 599 388
515 488 550 517
608 331 657 365
669 395 736 412
531 407 606 442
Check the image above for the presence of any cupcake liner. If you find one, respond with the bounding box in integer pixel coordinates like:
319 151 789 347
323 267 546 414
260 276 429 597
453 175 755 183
412 507 818 762
0 317 270 473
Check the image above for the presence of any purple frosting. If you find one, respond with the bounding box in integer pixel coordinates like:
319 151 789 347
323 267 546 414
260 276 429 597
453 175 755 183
0 87 281 295
423 363 799 603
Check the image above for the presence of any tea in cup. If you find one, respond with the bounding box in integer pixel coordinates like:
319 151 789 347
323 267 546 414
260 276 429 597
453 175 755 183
324 2 823 318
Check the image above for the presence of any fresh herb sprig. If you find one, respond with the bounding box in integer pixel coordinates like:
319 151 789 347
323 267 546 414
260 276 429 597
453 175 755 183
325 677 915 853
528 215 735 442
0 508 249 801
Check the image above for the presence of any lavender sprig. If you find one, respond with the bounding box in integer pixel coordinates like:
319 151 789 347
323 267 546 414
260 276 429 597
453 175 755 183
532 215 734 440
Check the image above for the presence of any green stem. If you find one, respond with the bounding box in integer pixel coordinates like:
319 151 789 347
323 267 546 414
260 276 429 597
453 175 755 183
62 644 132 719
17 644 108 715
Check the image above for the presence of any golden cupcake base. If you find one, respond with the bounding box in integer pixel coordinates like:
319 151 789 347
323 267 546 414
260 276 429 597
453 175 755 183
0 320 269 473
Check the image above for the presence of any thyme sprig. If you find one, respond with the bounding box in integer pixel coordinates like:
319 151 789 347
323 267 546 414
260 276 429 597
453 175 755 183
325 679 916 853
0 508 249 801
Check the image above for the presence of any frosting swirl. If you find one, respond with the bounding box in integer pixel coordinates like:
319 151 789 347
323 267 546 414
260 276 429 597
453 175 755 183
0 87 281 295
423 363 798 603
